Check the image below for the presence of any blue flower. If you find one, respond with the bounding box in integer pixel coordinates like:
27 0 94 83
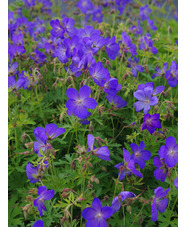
111 191 136 214
33 186 55 216
139 4 152 21
174 177 178 189
127 57 144 77
142 113 161 134
165 61 178 87
151 187 170 222
134 82 164 114
159 137 178 168
33 220 44 227
87 134 110 161
66 85 97 119
131 141 151 169
153 147 168 182
81 197 113 227
114 148 143 180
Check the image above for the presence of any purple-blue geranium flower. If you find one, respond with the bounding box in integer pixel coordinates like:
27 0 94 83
139 4 152 21
9 44 26 59
129 20 143 37
87 134 110 161
127 57 144 77
33 186 55 216
33 124 65 155
66 85 97 119
81 197 113 227
147 18 157 31
101 77 121 96
44 123 65 139
78 25 101 41
77 0 94 14
165 61 178 87
23 0 36 7
54 42 68 64
50 19 65 38
62 17 77 37
142 113 161 134
152 62 168 79
8 62 18 76
111 191 136 214
105 36 120 60
174 176 178 189
106 94 127 108
64 35 83 58
131 141 151 169
8 76 27 91
44 42 55 56
26 161 49 183
33 220 44 227
114 148 143 180
151 187 170 222
153 147 168 182
122 32 137 55
84 34 107 54
139 34 158 54
33 127 52 155
134 82 164 114
30 48 47 64
12 33 24 46
159 137 178 168
89 62 110 86
92 7 103 23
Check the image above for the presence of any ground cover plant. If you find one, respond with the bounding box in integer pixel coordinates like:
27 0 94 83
8 0 178 226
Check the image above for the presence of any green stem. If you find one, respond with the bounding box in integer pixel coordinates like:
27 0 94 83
15 126 18 150
131 203 145 227
123 206 125 227
67 132 74 154
36 86 46 125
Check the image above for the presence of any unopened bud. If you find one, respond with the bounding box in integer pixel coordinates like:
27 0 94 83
25 195 34 202
28 188 38 195
138 216 143 225
22 133 27 142
71 160 76 170
126 206 132 215
101 166 107 172
25 142 34 149
22 204 31 219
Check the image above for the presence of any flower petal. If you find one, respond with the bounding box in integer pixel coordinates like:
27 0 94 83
165 137 177 150
151 200 158 222
82 98 97 109
156 199 168 213
79 85 91 99
111 197 121 214
66 88 78 99
92 197 102 211
119 191 136 201
101 206 113 218
81 207 96 220
87 134 95 150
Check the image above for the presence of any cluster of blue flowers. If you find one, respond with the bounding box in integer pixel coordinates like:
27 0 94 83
8 0 178 226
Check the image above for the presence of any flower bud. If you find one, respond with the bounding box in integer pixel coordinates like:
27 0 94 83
71 160 76 170
126 205 132 215
22 204 31 219
25 142 34 149
25 195 34 202
28 188 38 195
